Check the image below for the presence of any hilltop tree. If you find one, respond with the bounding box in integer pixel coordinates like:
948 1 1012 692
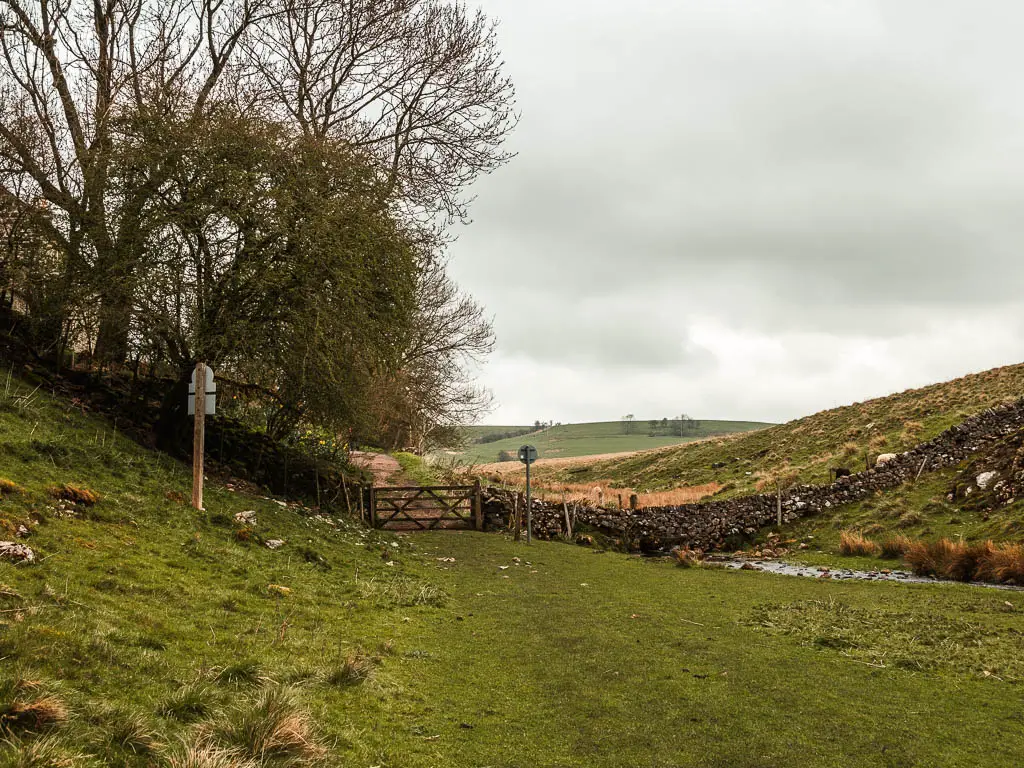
622 413 635 435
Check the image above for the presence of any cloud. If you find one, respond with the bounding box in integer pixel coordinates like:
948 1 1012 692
447 0 1024 424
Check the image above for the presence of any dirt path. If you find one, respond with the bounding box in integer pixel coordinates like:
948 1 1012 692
349 451 402 486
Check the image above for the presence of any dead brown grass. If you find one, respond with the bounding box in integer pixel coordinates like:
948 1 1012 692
48 484 100 506
839 531 879 557
496 480 722 509
879 535 912 559
0 478 25 495
0 694 69 733
903 539 1024 583
671 547 704 568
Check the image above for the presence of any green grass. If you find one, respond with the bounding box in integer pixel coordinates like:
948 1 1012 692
3 376 1024 765
552 361 1024 495
392 452 439 486
451 419 771 465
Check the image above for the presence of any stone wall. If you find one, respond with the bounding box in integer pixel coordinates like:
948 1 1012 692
482 398 1024 552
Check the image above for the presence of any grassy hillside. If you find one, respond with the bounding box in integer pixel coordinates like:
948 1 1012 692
4 377 1024 765
453 419 771 465
547 362 1024 496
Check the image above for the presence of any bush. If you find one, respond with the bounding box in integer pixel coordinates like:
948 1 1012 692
838 531 879 557
671 547 704 568
496 450 514 463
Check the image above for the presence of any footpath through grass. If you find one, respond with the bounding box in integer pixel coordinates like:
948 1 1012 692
2 380 1024 766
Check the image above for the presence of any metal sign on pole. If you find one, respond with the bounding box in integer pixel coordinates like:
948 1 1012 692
188 363 216 510
518 445 538 543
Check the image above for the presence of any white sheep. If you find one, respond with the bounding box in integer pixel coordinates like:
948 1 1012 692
874 453 897 468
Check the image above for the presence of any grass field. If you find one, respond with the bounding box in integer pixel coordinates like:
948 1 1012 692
531 362 1024 497
452 419 771 466
3 376 1024 765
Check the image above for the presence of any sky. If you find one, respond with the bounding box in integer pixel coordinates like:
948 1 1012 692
446 0 1024 426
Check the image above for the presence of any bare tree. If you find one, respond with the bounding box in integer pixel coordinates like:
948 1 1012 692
0 0 516 364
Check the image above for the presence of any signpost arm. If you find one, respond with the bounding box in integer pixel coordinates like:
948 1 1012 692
192 362 206 510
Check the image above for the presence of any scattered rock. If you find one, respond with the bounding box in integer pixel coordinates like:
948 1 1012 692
265 539 285 550
0 542 35 562
234 510 257 526
15 525 29 538
977 471 998 490
740 563 757 571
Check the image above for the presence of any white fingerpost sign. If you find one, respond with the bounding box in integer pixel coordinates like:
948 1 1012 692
188 366 216 415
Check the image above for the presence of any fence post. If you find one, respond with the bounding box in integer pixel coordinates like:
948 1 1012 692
474 479 483 531
369 486 377 528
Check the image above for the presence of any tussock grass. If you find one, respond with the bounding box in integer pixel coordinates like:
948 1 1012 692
904 539 1024 584
47 485 99 506
161 739 258 768
896 510 923 528
157 682 215 723
0 479 25 496
0 679 68 736
839 531 879 557
879 535 912 559
0 734 87 767
326 652 378 687
201 686 324 765
89 705 160 755
671 547 704 568
215 661 262 687
354 575 446 608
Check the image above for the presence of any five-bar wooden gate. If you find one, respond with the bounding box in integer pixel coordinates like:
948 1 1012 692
370 482 482 531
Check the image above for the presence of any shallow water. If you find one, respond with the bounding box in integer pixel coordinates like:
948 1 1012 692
715 558 1024 592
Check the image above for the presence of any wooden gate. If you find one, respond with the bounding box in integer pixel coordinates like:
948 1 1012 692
370 482 482 531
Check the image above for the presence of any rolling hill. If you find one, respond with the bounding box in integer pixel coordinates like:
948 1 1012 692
527 362 1024 497
452 419 772 465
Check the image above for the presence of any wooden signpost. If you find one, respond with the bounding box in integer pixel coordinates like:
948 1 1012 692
188 363 216 510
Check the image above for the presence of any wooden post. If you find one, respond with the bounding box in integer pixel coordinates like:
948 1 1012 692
369 486 377 528
192 361 205 510
562 491 572 538
474 479 483 531
629 493 638 511
525 460 533 544
617 493 623 510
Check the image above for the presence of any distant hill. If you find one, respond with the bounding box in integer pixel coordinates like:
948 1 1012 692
451 419 772 465
550 362 1024 497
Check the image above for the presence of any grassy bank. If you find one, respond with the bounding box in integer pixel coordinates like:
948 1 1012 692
548 362 1024 497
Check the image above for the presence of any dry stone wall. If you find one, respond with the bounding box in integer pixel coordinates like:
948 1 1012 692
482 398 1024 552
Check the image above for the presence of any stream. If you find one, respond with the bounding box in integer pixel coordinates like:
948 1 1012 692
712 557 1024 592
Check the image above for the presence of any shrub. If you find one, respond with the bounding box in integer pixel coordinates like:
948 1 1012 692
48 484 99 506
879 535 911 559
838 531 878 557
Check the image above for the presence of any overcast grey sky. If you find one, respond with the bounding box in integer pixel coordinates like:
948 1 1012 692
447 0 1024 425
